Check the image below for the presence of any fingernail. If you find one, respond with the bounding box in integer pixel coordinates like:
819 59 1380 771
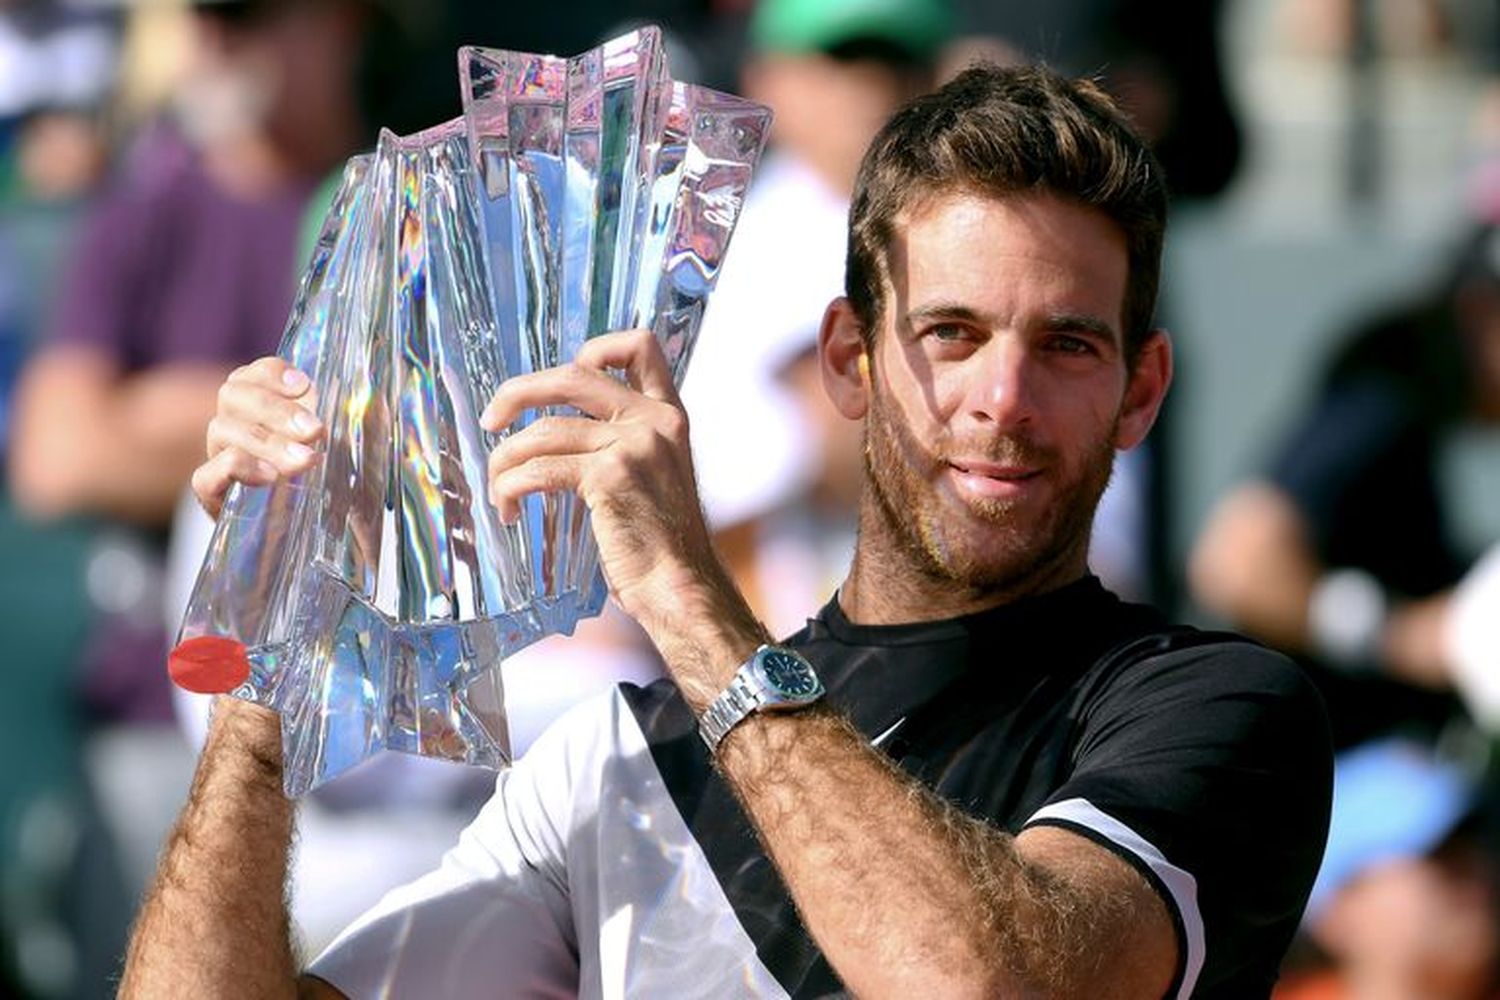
291 411 321 435
282 368 309 390
488 489 510 522
286 442 314 462
255 460 278 479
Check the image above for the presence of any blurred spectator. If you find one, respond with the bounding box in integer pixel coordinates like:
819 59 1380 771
11 0 367 528
1277 0 1455 61
0 2 117 143
1448 542 1500 730
5 0 370 985
1278 737 1497 1000
0 107 108 444
1192 220 1500 998
744 333 865 636
1191 221 1500 731
0 118 111 1000
952 0 1242 205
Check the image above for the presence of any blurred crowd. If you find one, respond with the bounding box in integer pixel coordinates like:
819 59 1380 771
1 0 1499 996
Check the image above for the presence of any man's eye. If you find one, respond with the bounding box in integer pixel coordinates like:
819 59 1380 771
1048 334 1096 355
929 323 967 341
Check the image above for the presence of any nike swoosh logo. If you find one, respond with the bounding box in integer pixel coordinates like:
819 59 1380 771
871 718 906 748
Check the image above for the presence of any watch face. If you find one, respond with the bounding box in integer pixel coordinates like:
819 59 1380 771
759 648 821 699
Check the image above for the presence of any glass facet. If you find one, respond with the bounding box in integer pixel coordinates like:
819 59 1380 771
174 26 772 796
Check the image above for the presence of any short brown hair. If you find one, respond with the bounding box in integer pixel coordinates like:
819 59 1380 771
846 63 1168 360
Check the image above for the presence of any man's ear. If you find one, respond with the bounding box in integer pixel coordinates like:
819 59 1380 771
1113 329 1173 451
819 297 871 420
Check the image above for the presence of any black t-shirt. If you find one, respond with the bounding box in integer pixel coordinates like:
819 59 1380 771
624 576 1333 998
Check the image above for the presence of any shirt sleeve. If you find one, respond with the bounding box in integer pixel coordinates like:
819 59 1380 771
306 697 598 998
1022 639 1332 998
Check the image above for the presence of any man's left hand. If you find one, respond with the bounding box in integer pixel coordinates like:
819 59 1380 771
480 329 765 704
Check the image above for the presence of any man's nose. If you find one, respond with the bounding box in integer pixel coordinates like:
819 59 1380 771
968 339 1035 430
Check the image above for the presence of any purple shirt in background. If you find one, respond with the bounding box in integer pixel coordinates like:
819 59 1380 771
47 121 318 723
51 122 315 369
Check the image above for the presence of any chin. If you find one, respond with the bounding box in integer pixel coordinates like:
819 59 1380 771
925 508 1086 592
922 526 1032 589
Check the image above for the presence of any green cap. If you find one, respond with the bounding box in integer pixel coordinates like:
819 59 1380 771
750 0 954 62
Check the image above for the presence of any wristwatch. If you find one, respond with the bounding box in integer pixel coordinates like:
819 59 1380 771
699 644 825 752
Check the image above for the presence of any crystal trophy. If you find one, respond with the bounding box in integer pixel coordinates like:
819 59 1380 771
169 26 772 796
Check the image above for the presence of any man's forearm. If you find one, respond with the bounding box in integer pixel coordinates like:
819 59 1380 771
120 698 302 998
717 706 1123 998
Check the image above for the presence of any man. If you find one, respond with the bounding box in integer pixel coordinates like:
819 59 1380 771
122 65 1331 998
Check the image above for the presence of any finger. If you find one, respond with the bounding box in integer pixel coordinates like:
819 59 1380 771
480 363 638 432
191 448 280 520
487 415 615 482
228 356 316 399
206 414 320 475
574 328 677 403
216 379 324 448
488 454 585 523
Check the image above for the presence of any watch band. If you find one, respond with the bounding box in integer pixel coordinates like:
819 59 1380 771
698 669 764 751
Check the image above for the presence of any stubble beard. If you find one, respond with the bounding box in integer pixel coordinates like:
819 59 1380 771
860 385 1117 597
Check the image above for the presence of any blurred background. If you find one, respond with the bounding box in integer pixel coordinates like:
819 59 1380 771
2 0 1500 996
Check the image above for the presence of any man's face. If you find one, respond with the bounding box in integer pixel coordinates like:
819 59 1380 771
858 191 1145 594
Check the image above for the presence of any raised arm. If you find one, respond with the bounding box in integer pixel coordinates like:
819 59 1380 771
120 355 337 997
120 698 342 999
482 329 1178 997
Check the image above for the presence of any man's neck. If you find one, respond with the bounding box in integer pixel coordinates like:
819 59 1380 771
838 496 1090 626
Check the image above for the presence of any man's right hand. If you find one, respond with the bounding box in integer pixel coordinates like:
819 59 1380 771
192 357 325 519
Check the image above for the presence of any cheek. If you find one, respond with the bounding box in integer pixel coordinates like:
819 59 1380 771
919 365 971 425
1067 370 1127 426
888 383 948 456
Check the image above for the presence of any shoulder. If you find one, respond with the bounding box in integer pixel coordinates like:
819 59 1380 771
112 122 199 201
1072 625 1334 837
1270 374 1429 488
1088 628 1325 716
1071 628 1333 809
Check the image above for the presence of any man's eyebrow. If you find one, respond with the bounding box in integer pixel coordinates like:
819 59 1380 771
902 302 991 327
1046 312 1120 344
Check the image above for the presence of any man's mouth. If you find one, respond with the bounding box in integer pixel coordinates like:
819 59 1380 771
945 459 1043 501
